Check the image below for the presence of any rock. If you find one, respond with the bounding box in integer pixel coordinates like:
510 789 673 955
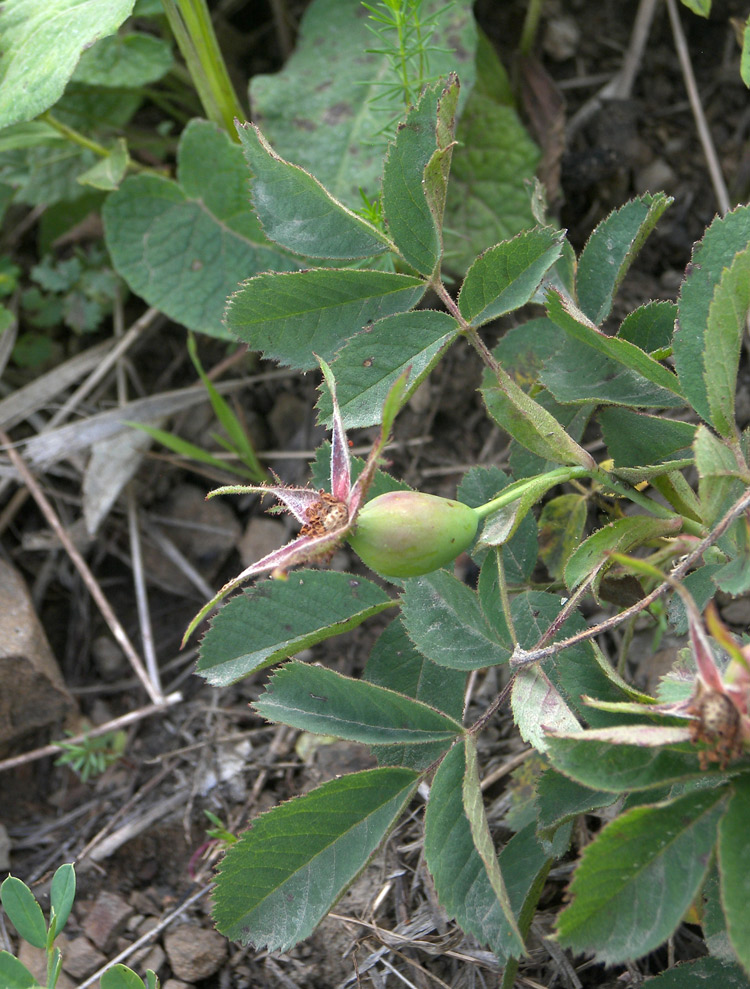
142 483 241 594
82 890 134 952
61 936 106 979
0 560 76 746
634 157 677 195
162 980 193 989
164 924 227 982
238 516 286 568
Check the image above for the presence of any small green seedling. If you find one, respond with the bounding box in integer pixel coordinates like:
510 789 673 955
54 729 127 782
0 865 158 989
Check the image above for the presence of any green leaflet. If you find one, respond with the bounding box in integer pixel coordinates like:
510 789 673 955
225 268 426 371
213 768 417 951
556 787 727 963
197 570 394 686
254 661 463 746
674 204 750 423
576 193 672 325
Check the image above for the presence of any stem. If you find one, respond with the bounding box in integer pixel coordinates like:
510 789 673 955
161 0 244 138
41 113 155 175
473 467 591 520
518 0 545 57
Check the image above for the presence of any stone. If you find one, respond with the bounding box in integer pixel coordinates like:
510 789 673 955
0 560 76 746
61 936 106 979
82 890 134 952
238 516 286 568
164 924 227 982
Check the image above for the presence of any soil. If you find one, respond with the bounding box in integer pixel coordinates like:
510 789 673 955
2 1 749 987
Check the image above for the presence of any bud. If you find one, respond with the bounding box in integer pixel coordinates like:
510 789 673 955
349 491 479 578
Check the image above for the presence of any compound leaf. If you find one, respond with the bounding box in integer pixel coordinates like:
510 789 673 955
104 120 295 339
401 570 511 670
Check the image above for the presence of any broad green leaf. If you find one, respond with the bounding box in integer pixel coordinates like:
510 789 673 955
598 407 696 468
643 958 750 987
674 204 750 423
537 493 588 579
481 370 595 469
423 80 460 238
318 310 459 428
253 661 463 745
0 142 98 207
49 864 75 935
400 569 511 670
463 737 525 953
104 120 295 339
703 244 750 437
458 228 564 326
477 550 526 641
249 0 476 208
0 0 134 127
576 193 672 325
617 300 676 354
545 728 731 791
546 289 684 399
508 394 595 480
72 32 173 87
0 952 40 989
714 551 750 596
0 876 47 948
381 79 455 276
718 775 750 974
364 618 467 769
443 35 540 274
197 570 394 686
100 966 147 989
564 515 683 591
225 269 425 371
213 767 417 950
556 787 727 963
536 769 616 840
238 123 390 259
512 664 580 753
424 742 550 960
743 15 750 88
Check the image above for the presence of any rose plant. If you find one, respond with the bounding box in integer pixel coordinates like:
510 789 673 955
183 75 750 986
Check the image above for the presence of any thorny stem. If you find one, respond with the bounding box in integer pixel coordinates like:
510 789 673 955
510 485 750 669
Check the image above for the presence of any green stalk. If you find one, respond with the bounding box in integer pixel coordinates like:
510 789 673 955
473 466 590 519
161 0 244 138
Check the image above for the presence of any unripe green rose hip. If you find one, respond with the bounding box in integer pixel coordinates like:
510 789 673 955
349 491 479 578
